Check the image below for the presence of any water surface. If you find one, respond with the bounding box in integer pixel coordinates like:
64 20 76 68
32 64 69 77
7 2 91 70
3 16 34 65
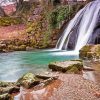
0 50 78 81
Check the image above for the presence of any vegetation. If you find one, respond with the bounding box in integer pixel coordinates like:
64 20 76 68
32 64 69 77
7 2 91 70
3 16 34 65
0 1 85 50
48 5 73 29
0 17 22 26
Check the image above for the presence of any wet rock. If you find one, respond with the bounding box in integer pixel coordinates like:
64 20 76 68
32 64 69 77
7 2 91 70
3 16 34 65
49 60 83 74
79 44 100 60
83 66 95 71
40 77 58 86
17 73 40 88
36 73 57 80
36 73 58 86
0 93 13 100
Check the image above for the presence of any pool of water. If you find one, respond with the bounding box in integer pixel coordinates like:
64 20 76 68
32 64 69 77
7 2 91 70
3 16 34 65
0 49 78 81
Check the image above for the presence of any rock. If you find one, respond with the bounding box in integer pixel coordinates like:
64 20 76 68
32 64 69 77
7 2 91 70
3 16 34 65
26 46 34 51
40 77 58 86
83 66 95 71
17 73 40 88
49 60 83 74
0 86 20 94
0 43 7 52
35 73 58 87
36 73 57 80
0 81 19 94
95 91 100 98
0 93 13 100
79 44 100 60
0 81 15 87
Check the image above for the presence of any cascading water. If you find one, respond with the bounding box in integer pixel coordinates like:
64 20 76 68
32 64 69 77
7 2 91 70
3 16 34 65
56 0 100 52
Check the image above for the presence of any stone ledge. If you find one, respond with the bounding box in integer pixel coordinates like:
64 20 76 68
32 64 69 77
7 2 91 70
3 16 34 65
48 60 83 74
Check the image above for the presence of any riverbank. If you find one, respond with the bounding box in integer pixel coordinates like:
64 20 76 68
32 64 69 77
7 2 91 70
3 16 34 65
14 73 100 100
13 60 100 100
0 58 100 100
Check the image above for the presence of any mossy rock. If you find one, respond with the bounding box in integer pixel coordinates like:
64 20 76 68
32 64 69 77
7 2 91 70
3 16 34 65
0 93 13 100
66 66 80 74
49 60 83 73
79 45 100 60
17 73 39 88
0 81 15 87
7 45 26 51
0 86 20 94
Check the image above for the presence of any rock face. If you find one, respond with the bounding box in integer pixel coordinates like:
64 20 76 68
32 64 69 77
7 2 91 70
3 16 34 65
49 60 83 74
79 44 100 60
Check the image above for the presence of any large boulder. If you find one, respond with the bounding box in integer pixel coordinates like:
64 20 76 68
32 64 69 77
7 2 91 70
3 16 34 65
49 60 83 74
17 72 58 88
79 44 100 60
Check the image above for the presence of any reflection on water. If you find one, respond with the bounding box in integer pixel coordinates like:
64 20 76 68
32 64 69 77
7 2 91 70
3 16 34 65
0 50 78 81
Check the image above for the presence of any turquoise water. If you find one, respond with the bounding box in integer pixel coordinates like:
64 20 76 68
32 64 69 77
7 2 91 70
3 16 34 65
0 50 78 81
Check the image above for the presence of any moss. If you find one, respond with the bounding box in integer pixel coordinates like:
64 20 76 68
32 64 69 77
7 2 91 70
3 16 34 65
80 45 93 52
65 63 83 74
17 73 38 88
18 45 26 50
65 63 83 71
67 67 80 74
0 17 22 26
95 45 100 55
7 45 14 51
80 45 100 60
7 45 26 51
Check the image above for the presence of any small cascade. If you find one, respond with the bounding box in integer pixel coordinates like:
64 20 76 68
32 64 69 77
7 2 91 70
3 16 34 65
56 0 100 51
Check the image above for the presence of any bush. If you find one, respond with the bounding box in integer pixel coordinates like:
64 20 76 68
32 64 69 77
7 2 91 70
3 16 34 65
47 5 74 29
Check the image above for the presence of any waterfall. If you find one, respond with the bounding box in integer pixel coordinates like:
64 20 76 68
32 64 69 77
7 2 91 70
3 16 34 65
56 0 100 51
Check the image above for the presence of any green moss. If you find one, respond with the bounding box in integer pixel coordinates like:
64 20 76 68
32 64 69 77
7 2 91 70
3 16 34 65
7 45 26 51
67 67 80 74
0 17 22 26
80 45 100 60
80 45 93 52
